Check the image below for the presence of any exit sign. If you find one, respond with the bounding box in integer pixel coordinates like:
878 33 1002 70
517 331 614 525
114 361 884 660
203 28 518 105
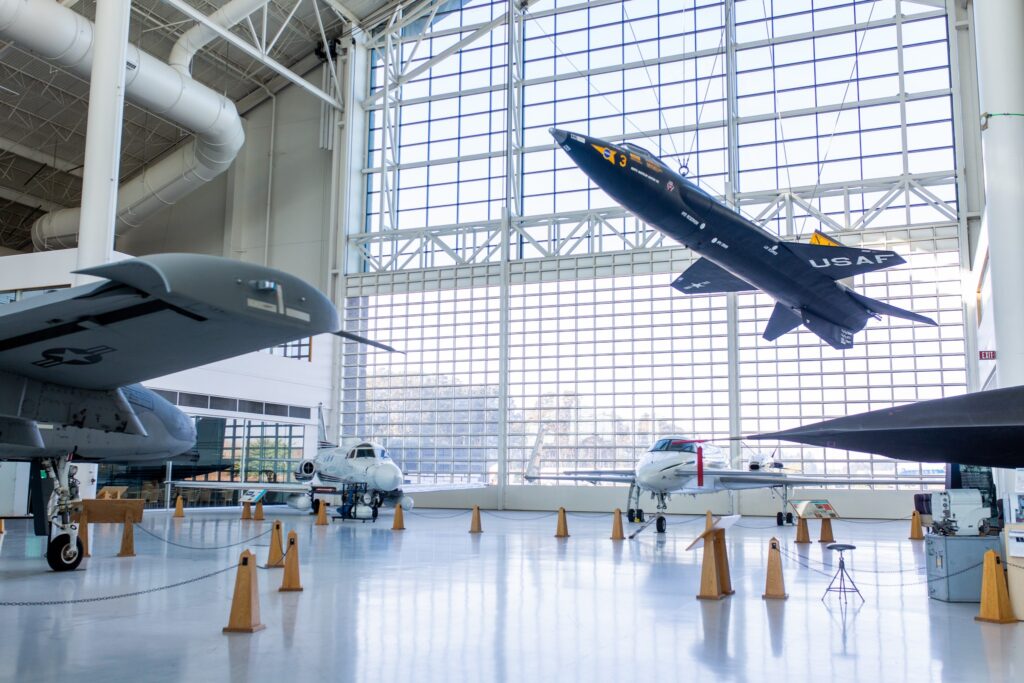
980 350 997 360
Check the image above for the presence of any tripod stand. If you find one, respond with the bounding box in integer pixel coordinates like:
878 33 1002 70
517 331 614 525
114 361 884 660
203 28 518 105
822 543 863 603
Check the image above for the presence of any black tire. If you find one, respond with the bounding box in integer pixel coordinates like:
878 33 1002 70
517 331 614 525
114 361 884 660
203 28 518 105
311 498 321 515
785 512 794 525
627 508 635 523
47 534 84 572
776 512 784 526
656 516 667 533
637 509 645 523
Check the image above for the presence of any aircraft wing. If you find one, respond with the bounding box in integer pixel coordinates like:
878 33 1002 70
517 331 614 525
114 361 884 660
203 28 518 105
171 480 312 494
525 469 636 485
671 257 756 294
400 482 488 493
713 471 929 489
0 254 344 391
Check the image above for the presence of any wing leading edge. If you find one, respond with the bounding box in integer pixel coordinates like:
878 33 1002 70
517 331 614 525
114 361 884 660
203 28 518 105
0 254 346 390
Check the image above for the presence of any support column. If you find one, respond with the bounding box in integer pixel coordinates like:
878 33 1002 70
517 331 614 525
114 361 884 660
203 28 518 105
972 2 1024 505
972 2 1024 389
75 0 131 278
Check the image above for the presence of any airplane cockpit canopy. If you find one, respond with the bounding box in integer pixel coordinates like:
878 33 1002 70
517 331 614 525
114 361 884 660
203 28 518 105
621 141 656 160
649 438 699 453
345 442 392 459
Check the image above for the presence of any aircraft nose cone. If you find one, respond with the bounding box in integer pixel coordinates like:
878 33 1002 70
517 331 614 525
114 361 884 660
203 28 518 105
549 127 568 144
372 463 402 492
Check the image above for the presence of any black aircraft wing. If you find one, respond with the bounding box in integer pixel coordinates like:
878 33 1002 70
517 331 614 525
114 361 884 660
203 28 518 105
751 386 1024 468
781 242 906 280
672 257 756 294
0 254 348 390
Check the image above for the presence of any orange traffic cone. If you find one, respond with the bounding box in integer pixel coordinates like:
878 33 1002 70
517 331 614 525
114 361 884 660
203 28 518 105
279 531 303 592
315 501 328 526
469 505 483 533
265 521 285 568
554 507 569 538
762 537 788 600
223 550 265 633
610 508 625 540
241 501 252 520
976 550 1016 624
254 500 265 521
0 518 4 533
173 495 184 518
392 503 405 531
909 511 925 540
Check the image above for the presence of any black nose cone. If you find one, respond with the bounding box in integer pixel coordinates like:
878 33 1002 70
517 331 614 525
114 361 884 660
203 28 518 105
549 127 568 144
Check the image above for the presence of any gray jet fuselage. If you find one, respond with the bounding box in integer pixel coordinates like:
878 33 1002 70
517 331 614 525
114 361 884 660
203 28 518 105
550 128 891 343
6 381 196 463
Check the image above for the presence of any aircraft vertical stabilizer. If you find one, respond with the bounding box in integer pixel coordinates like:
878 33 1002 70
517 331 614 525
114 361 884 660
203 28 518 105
763 304 802 341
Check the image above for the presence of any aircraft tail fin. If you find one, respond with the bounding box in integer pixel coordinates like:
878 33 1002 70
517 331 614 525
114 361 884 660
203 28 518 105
800 309 858 350
781 242 905 280
762 303 802 341
847 290 937 326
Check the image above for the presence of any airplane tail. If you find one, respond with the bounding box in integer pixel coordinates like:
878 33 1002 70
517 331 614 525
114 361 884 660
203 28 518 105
763 303 802 341
800 309 860 350
847 290 937 326
524 425 548 480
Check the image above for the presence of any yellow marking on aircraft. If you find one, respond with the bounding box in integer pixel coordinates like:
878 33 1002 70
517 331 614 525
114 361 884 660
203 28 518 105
810 230 843 247
645 159 663 173
629 152 642 163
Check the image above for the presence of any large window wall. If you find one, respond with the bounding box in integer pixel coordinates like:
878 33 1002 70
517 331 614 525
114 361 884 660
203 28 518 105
346 0 966 488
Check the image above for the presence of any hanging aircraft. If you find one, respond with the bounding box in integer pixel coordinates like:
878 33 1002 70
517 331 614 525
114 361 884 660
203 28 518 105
751 385 1024 469
0 253 394 571
171 438 484 521
549 128 936 349
525 435 917 535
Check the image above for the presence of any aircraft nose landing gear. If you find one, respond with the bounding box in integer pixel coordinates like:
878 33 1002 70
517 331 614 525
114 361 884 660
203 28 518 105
42 455 83 571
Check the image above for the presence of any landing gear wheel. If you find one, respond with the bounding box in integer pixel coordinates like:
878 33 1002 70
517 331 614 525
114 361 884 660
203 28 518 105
776 512 784 526
637 509 645 523
47 534 83 572
785 512 794 525
311 499 321 515
372 506 379 520
627 508 636 523
656 516 667 533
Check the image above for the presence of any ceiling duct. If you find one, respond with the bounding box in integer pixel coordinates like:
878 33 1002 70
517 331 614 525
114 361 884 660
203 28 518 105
0 0 255 250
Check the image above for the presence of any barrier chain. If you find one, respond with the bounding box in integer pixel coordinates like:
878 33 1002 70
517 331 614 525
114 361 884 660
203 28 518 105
0 564 236 607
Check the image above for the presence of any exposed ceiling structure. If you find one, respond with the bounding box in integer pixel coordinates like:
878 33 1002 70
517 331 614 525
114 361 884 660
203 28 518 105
0 0 400 252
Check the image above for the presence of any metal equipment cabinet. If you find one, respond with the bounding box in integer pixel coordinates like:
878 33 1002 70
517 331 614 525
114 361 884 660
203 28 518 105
926 534 1003 602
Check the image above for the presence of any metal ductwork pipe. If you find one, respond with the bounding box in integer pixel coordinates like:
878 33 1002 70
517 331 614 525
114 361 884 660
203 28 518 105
0 0 247 250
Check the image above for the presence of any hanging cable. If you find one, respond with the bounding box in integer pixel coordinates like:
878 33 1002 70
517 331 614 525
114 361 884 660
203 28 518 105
796 0 879 236
620 3 680 161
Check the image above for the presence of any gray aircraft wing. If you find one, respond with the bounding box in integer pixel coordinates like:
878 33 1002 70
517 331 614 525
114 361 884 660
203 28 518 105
171 480 311 494
0 253 378 390
400 482 488 493
524 469 636 484
751 386 1024 469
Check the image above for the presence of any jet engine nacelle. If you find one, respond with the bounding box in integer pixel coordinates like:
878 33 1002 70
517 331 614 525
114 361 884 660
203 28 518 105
286 493 311 511
295 458 317 481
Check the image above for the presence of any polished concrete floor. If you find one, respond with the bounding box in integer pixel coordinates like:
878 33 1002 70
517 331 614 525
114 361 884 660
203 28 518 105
0 508 1021 683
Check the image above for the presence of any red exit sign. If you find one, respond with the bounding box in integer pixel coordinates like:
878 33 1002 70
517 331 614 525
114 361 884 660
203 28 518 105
980 350 997 360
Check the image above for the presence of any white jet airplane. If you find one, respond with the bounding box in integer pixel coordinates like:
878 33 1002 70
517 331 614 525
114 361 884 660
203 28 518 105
525 435 907 534
173 438 482 521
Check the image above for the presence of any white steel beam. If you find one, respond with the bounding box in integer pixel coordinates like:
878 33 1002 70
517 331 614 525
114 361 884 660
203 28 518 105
0 135 81 177
76 0 131 275
160 0 343 109
0 185 66 213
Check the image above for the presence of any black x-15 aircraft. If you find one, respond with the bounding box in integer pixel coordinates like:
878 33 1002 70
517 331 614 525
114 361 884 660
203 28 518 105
550 128 935 349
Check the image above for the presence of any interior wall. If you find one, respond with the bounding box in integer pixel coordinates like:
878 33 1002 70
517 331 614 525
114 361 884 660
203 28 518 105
225 67 333 288
117 171 227 256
